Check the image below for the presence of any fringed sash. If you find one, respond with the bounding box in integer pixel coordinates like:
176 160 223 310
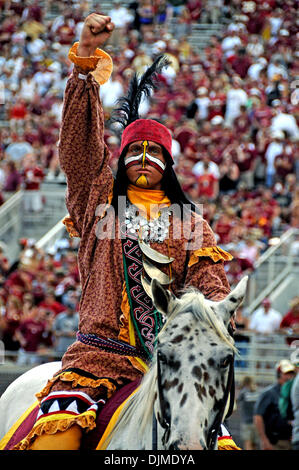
121 230 164 362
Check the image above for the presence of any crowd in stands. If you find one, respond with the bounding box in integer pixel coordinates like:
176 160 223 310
0 234 81 363
0 1 298 364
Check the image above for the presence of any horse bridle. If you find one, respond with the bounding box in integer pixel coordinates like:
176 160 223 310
152 349 172 450
153 346 235 450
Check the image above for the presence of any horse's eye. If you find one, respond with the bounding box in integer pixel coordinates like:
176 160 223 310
220 355 232 368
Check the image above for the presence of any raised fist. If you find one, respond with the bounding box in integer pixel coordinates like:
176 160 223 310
77 13 114 57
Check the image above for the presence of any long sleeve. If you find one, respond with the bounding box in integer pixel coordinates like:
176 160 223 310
58 44 113 237
184 217 232 301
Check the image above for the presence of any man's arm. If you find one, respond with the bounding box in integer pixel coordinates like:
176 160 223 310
253 414 274 450
58 14 115 237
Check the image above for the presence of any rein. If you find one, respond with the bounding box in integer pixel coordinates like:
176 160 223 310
206 355 235 450
157 350 171 445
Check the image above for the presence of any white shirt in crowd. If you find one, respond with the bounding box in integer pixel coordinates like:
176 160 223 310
19 78 37 101
225 87 248 125
100 77 124 108
249 307 282 334
271 112 299 140
0 166 5 189
108 6 133 28
268 16 283 36
192 161 220 179
195 96 211 120
33 70 54 95
267 62 288 81
265 140 284 175
221 34 242 58
248 61 266 80
246 41 264 58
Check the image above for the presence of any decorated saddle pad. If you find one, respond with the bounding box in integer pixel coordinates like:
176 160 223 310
0 379 140 450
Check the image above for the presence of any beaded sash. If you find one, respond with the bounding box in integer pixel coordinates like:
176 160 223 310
121 229 164 362
76 332 147 360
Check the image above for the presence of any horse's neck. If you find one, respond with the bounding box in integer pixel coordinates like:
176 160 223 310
107 409 156 450
107 367 160 450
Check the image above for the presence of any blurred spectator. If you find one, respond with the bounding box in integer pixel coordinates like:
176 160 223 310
224 76 248 127
264 130 285 187
274 142 294 182
249 298 282 335
279 296 299 345
237 376 260 450
4 133 34 162
267 58 288 82
15 306 53 365
52 305 79 356
38 288 67 317
0 245 10 282
194 156 219 201
221 29 242 62
234 138 257 190
278 363 297 424
186 0 202 23
0 295 22 354
270 102 299 140
253 359 295 450
138 0 155 32
193 86 210 122
21 153 45 212
246 35 264 59
2 161 22 194
19 72 37 103
234 307 250 368
248 57 268 80
100 71 125 114
231 47 252 79
192 152 220 180
219 153 240 193
108 1 133 50
291 367 299 450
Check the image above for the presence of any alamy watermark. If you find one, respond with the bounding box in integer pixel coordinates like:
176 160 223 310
94 197 205 250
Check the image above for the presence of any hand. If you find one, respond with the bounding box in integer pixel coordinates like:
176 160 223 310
261 437 274 450
77 13 114 57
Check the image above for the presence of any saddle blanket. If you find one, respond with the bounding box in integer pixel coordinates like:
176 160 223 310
0 379 141 450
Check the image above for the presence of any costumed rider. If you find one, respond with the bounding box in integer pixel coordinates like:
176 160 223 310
14 14 238 450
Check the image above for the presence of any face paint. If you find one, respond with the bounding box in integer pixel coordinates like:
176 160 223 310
135 140 149 187
124 141 166 174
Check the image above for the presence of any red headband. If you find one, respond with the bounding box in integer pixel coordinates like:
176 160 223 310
119 119 173 160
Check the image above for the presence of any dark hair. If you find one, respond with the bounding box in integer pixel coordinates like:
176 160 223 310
111 151 197 217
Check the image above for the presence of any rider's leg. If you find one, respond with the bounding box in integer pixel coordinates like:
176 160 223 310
13 372 113 450
29 424 82 450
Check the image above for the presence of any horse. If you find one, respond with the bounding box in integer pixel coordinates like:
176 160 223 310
0 276 248 450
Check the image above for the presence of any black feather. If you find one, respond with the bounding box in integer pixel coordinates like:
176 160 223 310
111 54 171 129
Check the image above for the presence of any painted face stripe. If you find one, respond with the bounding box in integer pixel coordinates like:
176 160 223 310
142 140 148 168
146 155 166 171
124 153 166 172
124 155 142 166
146 160 164 174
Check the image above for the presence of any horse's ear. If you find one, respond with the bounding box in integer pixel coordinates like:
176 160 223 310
219 276 249 325
151 278 173 316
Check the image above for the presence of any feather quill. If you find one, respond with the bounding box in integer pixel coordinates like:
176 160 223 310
111 55 171 128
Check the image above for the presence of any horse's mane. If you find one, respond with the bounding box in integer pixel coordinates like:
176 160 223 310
167 287 236 352
101 289 235 448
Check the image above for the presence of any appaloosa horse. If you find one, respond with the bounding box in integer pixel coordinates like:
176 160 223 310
0 277 248 450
